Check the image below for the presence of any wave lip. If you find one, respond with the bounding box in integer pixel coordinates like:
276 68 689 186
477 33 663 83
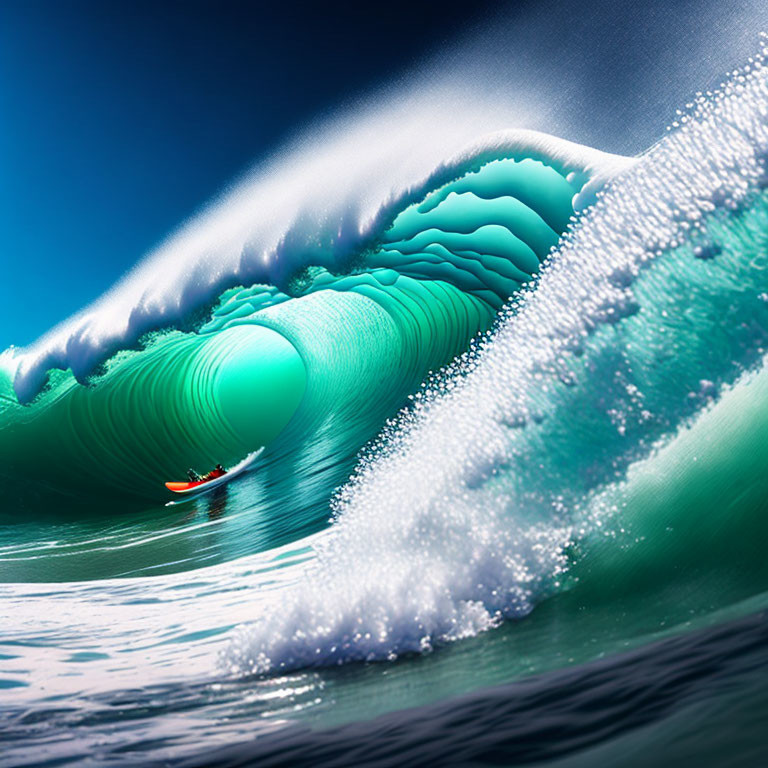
9 129 632 405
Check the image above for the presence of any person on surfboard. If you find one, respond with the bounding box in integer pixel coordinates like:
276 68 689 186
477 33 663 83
186 464 226 483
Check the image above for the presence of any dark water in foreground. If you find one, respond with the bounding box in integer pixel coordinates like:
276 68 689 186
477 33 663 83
182 609 768 768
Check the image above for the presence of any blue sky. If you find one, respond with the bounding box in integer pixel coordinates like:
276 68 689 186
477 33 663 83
0 0 504 350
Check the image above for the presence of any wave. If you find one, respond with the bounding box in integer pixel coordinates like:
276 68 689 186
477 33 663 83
5 9 768 764
224 52 768 674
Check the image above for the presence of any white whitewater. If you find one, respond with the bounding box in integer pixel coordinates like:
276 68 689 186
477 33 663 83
224 50 768 675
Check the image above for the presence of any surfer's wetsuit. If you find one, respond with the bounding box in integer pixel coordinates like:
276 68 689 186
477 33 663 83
203 465 226 481
186 464 226 483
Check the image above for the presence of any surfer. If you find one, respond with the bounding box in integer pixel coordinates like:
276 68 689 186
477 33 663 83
186 464 226 483
167 450 261 496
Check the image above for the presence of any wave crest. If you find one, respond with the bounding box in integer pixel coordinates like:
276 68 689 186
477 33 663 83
10 127 630 404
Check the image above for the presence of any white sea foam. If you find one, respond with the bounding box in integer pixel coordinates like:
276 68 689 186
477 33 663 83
224 52 768 674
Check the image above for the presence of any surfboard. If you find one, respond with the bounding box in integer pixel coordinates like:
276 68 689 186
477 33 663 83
164 448 264 496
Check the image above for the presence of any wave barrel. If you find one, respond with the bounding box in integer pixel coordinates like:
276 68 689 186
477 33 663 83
0 325 306 508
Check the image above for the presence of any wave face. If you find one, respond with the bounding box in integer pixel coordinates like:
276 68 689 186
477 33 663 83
0 143 628 509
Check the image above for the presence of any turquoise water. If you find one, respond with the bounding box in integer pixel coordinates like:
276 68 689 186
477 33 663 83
2 52 768 767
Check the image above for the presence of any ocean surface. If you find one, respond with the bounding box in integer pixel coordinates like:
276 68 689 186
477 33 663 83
3 35 768 768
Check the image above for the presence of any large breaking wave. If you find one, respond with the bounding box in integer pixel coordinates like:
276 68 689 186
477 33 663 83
4 25 768 768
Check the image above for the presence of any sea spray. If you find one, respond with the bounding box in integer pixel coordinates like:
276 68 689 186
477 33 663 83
226 49 768 675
